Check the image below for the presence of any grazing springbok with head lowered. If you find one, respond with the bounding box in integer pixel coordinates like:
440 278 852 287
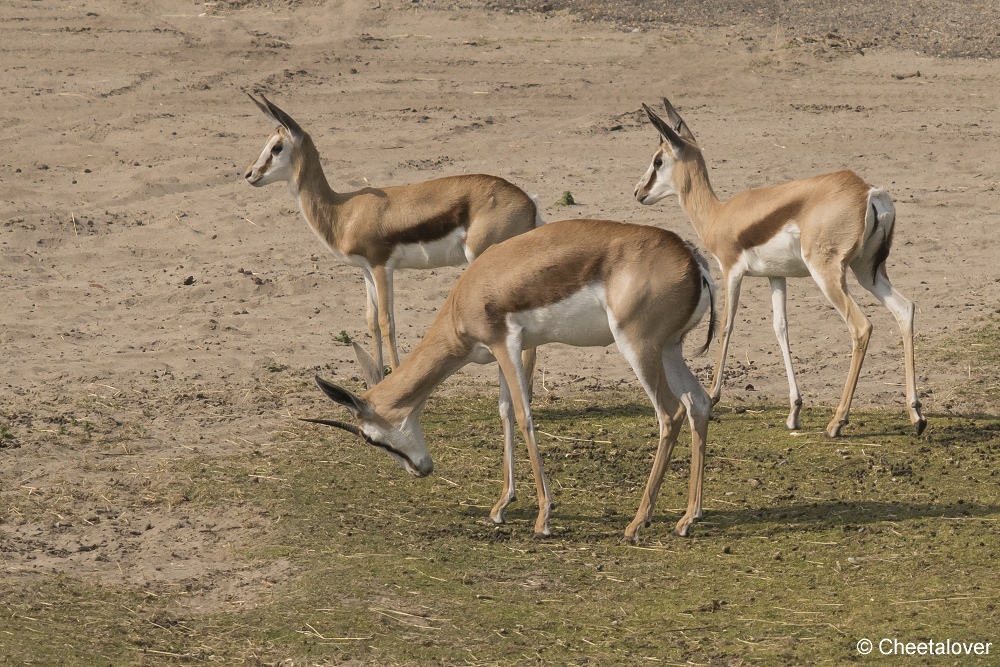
244 93 542 376
634 98 925 438
304 218 716 541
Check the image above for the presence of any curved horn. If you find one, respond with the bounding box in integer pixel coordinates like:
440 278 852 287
300 417 364 437
256 93 304 138
642 103 684 149
661 97 695 141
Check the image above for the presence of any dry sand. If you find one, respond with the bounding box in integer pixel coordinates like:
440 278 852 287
2 0 998 608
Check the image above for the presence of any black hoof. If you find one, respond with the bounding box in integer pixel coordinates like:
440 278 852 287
914 418 927 436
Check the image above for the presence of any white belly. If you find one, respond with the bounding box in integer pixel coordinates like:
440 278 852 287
390 227 471 270
740 223 810 277
508 284 615 349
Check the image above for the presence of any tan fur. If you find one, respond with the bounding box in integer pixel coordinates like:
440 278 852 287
637 100 925 437
246 98 539 370
317 219 715 540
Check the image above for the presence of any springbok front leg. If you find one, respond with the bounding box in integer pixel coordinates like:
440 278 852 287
492 336 553 538
769 277 803 430
489 347 538 524
361 268 385 373
372 265 400 369
709 269 744 406
520 347 537 403
490 370 518 525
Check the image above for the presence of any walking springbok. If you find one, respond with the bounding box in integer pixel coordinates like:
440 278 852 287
634 98 925 437
303 218 716 541
244 93 542 375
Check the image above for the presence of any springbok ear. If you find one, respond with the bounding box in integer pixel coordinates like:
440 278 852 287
353 342 384 389
642 103 684 150
314 376 368 418
661 97 695 141
249 92 305 138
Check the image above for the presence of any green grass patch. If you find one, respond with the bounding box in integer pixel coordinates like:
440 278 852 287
934 315 1000 408
2 394 999 665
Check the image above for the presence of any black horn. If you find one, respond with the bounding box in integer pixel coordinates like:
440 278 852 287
642 103 684 149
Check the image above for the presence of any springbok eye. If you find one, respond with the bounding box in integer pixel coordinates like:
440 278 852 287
653 158 663 168
271 143 283 155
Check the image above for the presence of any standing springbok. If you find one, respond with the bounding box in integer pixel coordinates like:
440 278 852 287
244 93 542 374
303 218 716 541
634 98 925 437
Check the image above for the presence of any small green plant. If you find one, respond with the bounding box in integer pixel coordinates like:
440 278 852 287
267 361 289 373
334 330 353 344
557 190 575 206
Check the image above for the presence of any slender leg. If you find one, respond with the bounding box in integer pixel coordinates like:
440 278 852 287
810 263 872 437
521 347 537 404
855 265 926 435
360 268 384 373
614 330 686 543
663 344 712 536
490 370 518 524
709 270 744 406
769 277 803 430
491 335 553 537
372 265 400 369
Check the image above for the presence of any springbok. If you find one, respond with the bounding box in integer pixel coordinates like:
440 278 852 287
634 98 925 437
244 93 542 375
304 218 716 541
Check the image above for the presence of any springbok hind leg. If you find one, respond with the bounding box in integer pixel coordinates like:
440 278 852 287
616 335 686 543
855 265 926 435
663 345 712 536
812 264 872 438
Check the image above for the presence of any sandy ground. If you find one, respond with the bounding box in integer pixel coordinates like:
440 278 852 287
2 0 998 610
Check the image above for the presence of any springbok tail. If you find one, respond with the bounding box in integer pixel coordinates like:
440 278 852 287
529 193 546 227
688 246 717 356
864 188 896 282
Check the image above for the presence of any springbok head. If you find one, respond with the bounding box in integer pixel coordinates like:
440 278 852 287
244 93 307 188
303 344 434 478
634 97 701 205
